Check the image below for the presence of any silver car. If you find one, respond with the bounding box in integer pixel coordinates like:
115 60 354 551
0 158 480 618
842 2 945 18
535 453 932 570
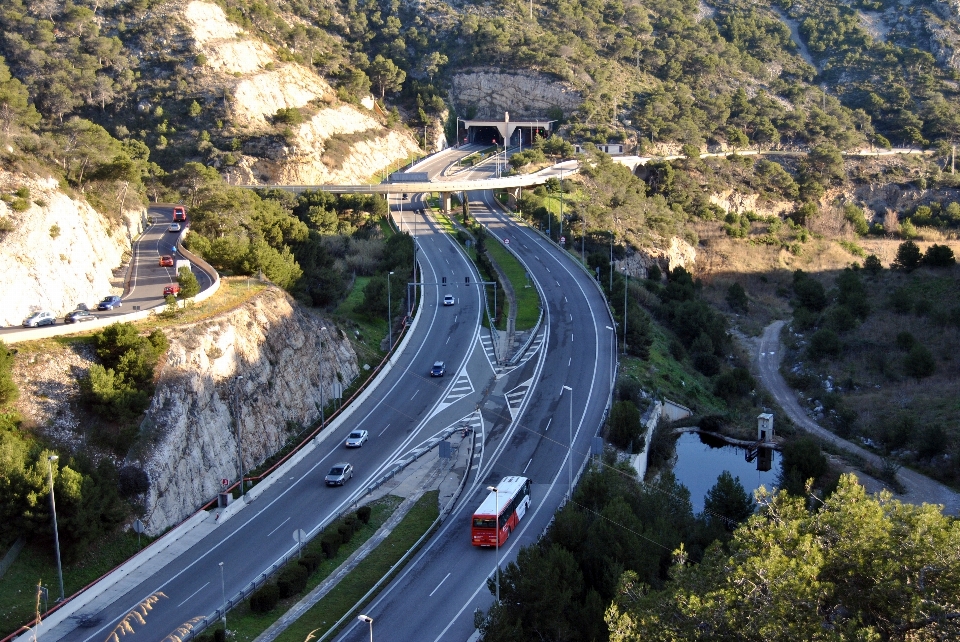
345 430 369 448
325 462 353 486
23 311 56 327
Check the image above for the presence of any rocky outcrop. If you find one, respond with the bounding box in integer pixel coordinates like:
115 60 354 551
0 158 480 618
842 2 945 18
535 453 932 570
0 170 143 327
617 237 697 277
182 1 420 185
131 287 358 535
451 69 582 120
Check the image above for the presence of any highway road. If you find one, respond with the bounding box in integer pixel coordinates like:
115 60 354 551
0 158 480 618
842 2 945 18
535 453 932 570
0 204 213 337
44 194 489 642
333 168 616 641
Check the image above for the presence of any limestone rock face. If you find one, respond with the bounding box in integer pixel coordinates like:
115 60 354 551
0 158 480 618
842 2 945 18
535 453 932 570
617 237 697 278
0 170 143 327
451 69 582 120
133 287 359 535
183 0 420 185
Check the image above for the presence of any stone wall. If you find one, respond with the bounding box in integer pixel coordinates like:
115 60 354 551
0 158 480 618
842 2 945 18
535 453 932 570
130 287 359 535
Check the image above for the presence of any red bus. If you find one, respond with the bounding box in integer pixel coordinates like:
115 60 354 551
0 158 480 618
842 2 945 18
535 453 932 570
471 476 532 547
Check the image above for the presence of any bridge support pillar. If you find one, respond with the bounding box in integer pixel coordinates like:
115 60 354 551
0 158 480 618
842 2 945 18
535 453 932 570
441 192 452 213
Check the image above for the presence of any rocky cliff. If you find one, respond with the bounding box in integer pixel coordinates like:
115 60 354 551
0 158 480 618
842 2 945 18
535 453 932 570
0 170 143 327
131 286 359 535
451 69 583 120
181 1 419 185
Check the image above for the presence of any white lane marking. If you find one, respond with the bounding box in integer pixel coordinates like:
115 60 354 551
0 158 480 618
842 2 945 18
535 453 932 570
446 337 450 344
568 357 571 366
429 572 452 597
267 516 291 537
569 314 572 321
564 297 568 303
411 390 419 400
571 333 574 342
545 417 552 431
177 582 210 608
522 458 532 474
379 423 391 436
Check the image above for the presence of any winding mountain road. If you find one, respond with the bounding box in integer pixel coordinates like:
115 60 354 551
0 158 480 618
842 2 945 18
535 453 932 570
756 320 960 515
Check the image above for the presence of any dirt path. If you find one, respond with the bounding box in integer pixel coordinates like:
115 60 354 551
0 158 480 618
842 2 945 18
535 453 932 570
755 320 960 515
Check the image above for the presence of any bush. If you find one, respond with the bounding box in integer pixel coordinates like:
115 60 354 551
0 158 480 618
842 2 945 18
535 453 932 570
903 344 935 379
923 244 956 267
214 628 226 642
299 552 322 575
864 254 883 275
713 368 755 402
608 400 643 452
895 332 916 351
892 240 922 271
808 329 842 360
888 287 913 314
249 583 280 613
276 563 309 598
320 532 342 558
118 465 150 497
691 352 722 376
726 282 749 313
338 523 354 543
356 505 372 524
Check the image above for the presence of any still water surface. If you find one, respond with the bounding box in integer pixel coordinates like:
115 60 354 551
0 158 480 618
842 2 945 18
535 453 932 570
673 431 781 514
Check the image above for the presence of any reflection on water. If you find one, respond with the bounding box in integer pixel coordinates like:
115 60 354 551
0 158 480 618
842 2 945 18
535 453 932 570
673 431 781 514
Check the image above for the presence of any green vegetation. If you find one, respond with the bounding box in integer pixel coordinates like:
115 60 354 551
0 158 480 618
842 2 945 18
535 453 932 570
482 235 541 330
607 475 960 641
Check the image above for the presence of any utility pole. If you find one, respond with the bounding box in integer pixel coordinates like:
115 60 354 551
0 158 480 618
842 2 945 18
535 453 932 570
952 145 956 174
623 271 628 355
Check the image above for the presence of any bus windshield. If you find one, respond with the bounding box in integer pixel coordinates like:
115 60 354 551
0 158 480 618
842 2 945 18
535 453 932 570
473 517 496 529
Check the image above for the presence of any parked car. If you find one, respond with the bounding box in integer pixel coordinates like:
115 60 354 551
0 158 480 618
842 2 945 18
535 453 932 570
167 223 182 233
163 284 181 297
64 309 96 324
159 255 174 267
345 430 369 448
443 294 455 306
23 311 56 327
172 206 186 222
325 462 354 486
97 295 122 310
430 361 446 377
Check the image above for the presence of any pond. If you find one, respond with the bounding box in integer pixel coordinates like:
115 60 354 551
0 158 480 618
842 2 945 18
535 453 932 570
672 431 781 514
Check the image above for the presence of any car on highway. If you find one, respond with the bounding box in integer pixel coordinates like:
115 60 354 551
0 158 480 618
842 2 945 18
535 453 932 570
167 223 182 233
64 309 96 324
325 462 353 486
431 361 446 377
172 206 186 222
163 284 180 297
159 255 174 267
443 294 455 306
345 430 369 448
23 311 56 327
97 295 122 310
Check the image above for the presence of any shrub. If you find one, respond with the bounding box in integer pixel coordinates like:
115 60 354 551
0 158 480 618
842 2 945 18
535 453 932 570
299 552 321 575
808 329 842 360
338 523 354 543
713 367 755 402
320 532 342 558
118 465 150 497
864 254 883 275
249 583 280 613
895 332 916 351
903 344 935 379
888 288 913 314
356 505 372 524
892 240 922 271
691 352 722 376
608 400 643 452
214 628 226 642
276 563 308 598
923 244 956 267
726 282 749 313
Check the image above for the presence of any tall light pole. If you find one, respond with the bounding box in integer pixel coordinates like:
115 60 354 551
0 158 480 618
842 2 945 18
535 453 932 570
233 375 245 498
609 231 614 292
358 615 374 642
562 385 573 497
605 326 616 388
487 485 500 602
558 171 564 238
46 455 64 602
219 561 226 630
387 271 395 353
623 270 629 355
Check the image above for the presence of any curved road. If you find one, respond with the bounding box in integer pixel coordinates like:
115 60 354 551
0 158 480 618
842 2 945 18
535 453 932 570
757 320 960 515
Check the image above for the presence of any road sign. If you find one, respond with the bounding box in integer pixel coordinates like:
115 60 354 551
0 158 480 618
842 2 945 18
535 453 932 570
133 519 145 534
503 238 510 245
560 236 566 243
221 478 229 487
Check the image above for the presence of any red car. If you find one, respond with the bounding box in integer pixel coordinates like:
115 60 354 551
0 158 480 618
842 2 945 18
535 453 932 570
159 255 174 267
163 284 180 296
172 206 186 222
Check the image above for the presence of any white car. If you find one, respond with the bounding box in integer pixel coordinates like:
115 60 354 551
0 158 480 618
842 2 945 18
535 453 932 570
443 294 455 306
345 430 369 448
167 223 182 233
23 311 56 327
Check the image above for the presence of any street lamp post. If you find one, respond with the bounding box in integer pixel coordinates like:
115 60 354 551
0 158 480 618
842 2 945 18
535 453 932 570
605 326 616 388
319 328 326 429
487 486 500 602
562 385 573 497
623 270 629 355
233 375 245 498
358 615 374 642
609 232 614 292
219 561 226 630
46 455 64 602
559 171 564 238
387 271 395 353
